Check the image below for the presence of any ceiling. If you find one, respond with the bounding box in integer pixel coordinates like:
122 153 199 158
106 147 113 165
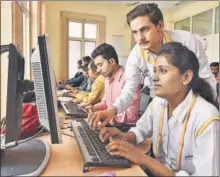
105 1 194 10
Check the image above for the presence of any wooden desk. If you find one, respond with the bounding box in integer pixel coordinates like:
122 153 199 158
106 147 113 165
40 133 146 176
38 111 147 176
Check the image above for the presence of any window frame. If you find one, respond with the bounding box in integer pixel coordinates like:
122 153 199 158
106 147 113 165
173 5 219 36
61 11 106 80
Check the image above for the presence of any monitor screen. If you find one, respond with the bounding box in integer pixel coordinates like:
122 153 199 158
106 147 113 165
31 34 62 144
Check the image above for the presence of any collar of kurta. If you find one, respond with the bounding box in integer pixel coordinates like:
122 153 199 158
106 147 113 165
164 89 194 124
140 30 172 65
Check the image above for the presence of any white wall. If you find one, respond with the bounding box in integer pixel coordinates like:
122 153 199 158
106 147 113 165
170 1 219 63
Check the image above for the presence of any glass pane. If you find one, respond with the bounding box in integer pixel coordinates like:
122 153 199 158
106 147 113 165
85 42 96 56
215 6 219 33
174 18 190 31
69 40 81 78
69 22 82 38
192 9 213 36
84 23 97 39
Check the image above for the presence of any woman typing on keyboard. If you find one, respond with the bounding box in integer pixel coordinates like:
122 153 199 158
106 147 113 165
90 42 219 176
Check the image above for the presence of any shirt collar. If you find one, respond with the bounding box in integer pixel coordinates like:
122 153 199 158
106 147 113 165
167 89 194 123
107 67 124 84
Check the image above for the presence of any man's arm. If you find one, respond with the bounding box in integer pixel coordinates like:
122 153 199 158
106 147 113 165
66 74 84 86
113 87 140 125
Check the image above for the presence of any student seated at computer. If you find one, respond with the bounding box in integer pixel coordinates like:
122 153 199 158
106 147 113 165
65 59 84 87
70 60 105 106
88 43 140 126
90 42 219 176
66 65 93 93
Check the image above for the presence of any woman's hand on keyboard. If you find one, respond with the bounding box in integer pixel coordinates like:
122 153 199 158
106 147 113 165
107 139 146 165
99 127 123 142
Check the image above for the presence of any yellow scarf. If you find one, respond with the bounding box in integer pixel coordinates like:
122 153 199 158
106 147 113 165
140 30 172 65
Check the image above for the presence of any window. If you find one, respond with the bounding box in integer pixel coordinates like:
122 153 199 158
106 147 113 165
68 21 97 78
215 6 219 33
192 9 213 36
61 12 105 80
174 18 190 31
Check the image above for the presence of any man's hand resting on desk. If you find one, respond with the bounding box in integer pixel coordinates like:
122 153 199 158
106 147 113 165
87 107 117 131
106 139 147 166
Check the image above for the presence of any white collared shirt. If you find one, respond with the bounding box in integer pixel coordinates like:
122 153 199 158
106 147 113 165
130 90 219 176
113 30 217 113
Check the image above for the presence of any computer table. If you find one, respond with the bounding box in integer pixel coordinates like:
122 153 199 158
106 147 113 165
38 110 149 176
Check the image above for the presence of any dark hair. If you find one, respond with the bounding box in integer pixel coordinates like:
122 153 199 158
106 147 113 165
82 56 92 67
91 43 119 64
158 42 217 107
77 59 82 65
126 3 163 26
77 60 83 69
88 60 97 73
210 62 219 68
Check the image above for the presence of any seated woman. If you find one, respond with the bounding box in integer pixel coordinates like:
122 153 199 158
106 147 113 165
70 60 105 106
95 42 219 176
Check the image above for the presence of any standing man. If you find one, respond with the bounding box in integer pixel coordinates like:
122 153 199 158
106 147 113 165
89 3 217 129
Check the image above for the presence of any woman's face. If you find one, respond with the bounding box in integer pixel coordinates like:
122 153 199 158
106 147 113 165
154 55 186 99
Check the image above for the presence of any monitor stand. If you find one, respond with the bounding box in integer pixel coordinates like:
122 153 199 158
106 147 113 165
1 139 50 176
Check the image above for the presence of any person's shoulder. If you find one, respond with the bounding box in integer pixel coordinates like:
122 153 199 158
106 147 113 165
127 44 141 61
96 75 105 83
168 30 200 45
192 95 219 132
194 96 219 115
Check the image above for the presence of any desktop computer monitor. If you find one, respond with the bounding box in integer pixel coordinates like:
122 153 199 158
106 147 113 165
31 34 62 144
1 35 62 176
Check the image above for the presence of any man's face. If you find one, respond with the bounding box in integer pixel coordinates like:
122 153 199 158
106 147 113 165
130 16 163 51
94 55 114 78
211 66 219 77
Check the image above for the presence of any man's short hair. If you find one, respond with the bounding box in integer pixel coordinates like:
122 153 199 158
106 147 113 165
126 3 163 26
210 62 219 68
91 43 119 64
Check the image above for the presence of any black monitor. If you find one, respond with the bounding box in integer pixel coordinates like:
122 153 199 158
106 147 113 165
31 34 62 144
1 35 62 176
1 44 24 146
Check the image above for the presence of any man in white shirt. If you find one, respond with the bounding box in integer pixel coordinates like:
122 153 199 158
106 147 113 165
88 3 217 129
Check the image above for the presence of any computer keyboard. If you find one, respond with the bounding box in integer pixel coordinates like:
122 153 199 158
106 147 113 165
64 102 87 115
71 119 131 172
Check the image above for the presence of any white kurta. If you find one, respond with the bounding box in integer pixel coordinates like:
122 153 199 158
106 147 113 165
130 90 219 176
113 30 217 114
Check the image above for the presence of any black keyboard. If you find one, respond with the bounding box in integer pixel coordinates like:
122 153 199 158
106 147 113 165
71 119 131 172
64 102 87 117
